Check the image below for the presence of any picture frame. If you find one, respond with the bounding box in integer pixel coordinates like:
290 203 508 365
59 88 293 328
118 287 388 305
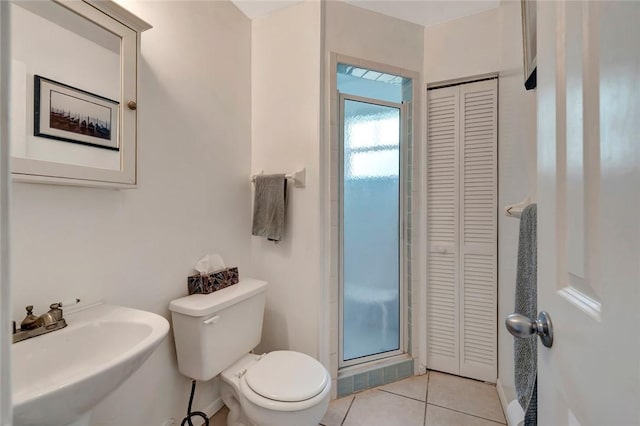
521 0 537 90
34 75 120 151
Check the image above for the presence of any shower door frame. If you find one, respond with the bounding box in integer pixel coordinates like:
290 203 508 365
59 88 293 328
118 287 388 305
338 93 408 368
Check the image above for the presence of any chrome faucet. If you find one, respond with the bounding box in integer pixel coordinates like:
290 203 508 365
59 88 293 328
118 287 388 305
12 300 78 343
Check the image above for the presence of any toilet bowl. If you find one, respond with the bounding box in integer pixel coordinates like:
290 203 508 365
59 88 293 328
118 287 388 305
220 352 331 426
169 279 331 426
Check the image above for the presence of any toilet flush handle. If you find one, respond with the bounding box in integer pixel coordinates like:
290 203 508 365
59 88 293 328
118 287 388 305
203 315 220 325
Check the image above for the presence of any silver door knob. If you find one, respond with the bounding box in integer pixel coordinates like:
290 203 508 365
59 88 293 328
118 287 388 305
505 311 553 348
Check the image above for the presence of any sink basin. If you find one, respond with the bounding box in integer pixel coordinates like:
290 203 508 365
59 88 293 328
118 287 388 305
12 303 169 426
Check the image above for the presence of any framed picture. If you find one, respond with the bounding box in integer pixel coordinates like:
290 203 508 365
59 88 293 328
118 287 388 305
34 75 119 150
521 0 537 90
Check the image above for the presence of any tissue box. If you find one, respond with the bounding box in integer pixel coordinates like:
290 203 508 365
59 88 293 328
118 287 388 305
187 267 239 295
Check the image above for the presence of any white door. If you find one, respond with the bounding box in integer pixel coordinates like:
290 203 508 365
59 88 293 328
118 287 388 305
426 80 498 383
537 1 640 425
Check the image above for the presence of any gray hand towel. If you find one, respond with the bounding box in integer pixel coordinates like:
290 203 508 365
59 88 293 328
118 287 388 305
251 174 287 241
514 203 537 426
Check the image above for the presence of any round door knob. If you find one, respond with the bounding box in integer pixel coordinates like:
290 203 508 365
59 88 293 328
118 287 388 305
505 311 554 348
127 100 137 110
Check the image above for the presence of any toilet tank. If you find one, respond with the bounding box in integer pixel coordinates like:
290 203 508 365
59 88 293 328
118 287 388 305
169 279 268 381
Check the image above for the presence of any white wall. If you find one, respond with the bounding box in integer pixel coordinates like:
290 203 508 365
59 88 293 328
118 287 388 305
496 0 537 404
10 1 252 424
326 2 424 73
250 1 322 358
424 9 500 83
324 1 424 383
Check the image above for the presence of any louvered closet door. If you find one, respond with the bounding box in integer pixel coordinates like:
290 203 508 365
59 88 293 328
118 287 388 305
459 79 497 382
426 79 497 383
426 86 460 376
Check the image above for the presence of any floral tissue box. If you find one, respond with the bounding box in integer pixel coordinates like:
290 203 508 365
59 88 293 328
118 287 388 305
187 267 239 295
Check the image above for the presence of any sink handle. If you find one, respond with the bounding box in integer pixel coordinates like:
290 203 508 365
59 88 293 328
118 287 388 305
47 303 64 322
20 305 40 330
47 299 79 322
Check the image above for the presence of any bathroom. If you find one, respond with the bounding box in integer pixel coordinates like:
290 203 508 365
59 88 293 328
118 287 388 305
1 1 639 425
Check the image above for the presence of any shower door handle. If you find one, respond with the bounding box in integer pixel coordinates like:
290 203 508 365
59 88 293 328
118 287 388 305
505 311 553 348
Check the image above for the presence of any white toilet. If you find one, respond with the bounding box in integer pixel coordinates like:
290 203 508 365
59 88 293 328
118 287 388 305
169 278 331 426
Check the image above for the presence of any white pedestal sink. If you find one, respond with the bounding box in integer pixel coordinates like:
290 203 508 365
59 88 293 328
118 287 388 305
12 303 169 426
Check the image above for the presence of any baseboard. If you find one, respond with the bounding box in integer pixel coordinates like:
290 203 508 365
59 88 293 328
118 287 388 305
496 378 510 422
200 397 225 425
496 378 523 426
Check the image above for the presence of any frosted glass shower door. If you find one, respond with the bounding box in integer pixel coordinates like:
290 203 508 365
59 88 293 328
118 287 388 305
340 95 404 366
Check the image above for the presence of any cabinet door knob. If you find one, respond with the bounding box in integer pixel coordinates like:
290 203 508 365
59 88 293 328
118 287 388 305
127 100 137 110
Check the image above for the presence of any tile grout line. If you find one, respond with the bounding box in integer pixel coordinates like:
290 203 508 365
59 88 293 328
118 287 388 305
376 388 426 404
423 370 430 426
328 370 506 426
339 395 356 426
426 402 506 425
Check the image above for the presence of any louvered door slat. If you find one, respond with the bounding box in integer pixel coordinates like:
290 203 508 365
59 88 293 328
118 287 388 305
426 86 459 376
459 80 497 383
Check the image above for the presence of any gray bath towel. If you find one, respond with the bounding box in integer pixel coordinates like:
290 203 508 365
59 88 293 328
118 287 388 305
251 174 287 241
514 204 537 426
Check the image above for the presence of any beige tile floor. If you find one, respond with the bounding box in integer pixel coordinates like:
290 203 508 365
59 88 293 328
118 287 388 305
209 370 506 426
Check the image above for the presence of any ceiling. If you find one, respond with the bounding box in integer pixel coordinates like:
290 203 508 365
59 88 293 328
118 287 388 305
231 0 500 28
232 0 302 20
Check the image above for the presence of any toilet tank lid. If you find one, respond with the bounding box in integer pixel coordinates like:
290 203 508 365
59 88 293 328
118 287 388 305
169 279 268 317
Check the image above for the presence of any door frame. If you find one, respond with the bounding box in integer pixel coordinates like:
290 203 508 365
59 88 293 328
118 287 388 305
424 77 499 382
321 53 422 388
0 2 12 423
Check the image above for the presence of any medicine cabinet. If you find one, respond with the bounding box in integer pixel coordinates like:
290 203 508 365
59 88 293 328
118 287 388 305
9 0 151 188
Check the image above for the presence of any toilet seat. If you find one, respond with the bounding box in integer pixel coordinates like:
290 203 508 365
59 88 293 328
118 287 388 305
245 351 329 402
234 351 331 412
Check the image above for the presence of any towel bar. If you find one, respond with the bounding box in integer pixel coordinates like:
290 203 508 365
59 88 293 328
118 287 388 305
250 168 305 188
504 195 532 218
